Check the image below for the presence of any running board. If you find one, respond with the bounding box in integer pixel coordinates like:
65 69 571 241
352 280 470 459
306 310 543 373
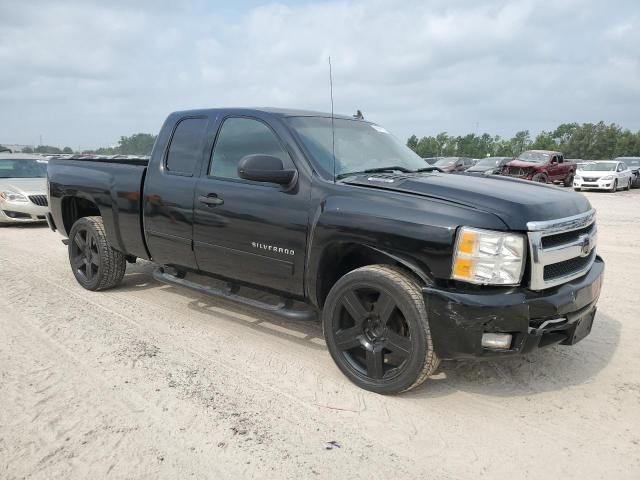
152 268 317 321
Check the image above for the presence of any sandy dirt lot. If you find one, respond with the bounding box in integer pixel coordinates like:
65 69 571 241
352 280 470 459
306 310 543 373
1 189 639 479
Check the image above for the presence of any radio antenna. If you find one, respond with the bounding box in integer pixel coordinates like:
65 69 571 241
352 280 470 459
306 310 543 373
329 56 336 183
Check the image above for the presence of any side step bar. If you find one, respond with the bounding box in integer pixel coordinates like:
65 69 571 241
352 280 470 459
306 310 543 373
152 268 317 321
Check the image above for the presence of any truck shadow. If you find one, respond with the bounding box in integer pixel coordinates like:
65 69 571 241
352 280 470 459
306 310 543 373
118 263 326 351
119 264 620 397
408 310 620 399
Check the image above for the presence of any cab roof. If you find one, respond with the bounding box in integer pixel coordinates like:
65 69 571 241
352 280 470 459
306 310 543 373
170 107 366 122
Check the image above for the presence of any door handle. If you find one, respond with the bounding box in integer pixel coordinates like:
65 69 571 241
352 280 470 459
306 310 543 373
199 194 224 207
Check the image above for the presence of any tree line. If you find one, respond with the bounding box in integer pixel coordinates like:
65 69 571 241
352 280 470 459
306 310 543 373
2 133 157 156
406 122 640 159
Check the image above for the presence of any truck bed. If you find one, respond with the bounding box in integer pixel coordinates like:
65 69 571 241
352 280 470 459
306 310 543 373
47 158 149 260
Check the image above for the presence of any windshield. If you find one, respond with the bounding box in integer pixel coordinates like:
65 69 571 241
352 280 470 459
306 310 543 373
619 158 640 167
0 158 48 178
474 157 503 167
517 151 550 163
581 162 617 172
286 117 427 179
434 158 458 166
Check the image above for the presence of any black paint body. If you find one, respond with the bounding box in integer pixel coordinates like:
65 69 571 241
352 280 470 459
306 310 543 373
47 108 603 359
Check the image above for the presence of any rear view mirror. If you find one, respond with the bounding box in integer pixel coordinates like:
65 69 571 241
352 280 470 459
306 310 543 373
238 154 296 185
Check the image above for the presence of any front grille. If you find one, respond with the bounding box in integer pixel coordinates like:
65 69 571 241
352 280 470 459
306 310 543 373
544 250 596 281
527 210 597 290
507 167 529 176
541 223 595 249
582 177 599 182
29 195 48 207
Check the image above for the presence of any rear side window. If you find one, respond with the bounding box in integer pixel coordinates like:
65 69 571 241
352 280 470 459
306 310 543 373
209 117 289 179
166 117 207 175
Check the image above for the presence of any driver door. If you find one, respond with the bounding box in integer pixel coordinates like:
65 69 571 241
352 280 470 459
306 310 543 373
192 116 308 296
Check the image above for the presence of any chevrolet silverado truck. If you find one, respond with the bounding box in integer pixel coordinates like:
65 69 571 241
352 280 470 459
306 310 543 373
47 108 603 394
502 150 576 186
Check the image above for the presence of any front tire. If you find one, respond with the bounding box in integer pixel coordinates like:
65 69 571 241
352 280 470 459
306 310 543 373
68 216 126 291
532 173 547 183
627 178 632 191
322 265 439 394
610 179 618 192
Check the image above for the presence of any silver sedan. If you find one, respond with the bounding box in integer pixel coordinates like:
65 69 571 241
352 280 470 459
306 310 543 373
0 154 49 225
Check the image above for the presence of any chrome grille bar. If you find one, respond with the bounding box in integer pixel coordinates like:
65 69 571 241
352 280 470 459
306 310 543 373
527 209 597 290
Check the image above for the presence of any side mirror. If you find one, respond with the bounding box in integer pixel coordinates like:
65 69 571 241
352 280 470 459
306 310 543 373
237 154 296 185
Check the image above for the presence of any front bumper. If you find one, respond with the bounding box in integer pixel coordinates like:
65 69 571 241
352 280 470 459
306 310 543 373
0 201 48 224
574 178 613 190
424 256 604 359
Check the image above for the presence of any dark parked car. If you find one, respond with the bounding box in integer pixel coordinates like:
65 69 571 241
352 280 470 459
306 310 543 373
433 156 474 173
466 157 512 175
614 157 640 187
47 108 603 394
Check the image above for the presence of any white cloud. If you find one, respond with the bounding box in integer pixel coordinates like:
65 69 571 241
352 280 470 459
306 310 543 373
0 0 638 148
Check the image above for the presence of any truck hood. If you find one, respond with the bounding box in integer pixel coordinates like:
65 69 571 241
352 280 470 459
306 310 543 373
506 159 543 169
344 172 592 230
0 177 47 195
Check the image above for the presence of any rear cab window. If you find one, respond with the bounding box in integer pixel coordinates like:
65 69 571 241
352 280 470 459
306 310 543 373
166 117 208 175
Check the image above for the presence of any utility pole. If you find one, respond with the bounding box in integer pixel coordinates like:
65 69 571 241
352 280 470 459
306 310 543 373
39 134 42 146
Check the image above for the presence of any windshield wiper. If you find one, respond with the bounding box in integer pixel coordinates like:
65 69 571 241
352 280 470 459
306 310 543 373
336 166 414 180
336 165 443 180
363 166 414 174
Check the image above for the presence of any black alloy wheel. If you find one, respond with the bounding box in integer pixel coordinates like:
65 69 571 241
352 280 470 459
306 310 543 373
323 265 439 394
68 216 126 291
333 286 411 381
70 226 100 282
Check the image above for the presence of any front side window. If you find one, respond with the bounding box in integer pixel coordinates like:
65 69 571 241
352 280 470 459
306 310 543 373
166 117 208 175
210 117 290 179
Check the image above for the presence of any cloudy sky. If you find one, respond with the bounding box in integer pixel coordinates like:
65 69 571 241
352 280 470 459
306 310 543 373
1 0 638 149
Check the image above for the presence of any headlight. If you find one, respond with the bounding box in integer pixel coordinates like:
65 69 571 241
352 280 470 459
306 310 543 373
575 176 582 181
601 175 613 180
0 191 28 202
451 227 526 285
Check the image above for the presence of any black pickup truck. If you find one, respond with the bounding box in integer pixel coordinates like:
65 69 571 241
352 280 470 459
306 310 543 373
47 108 603 394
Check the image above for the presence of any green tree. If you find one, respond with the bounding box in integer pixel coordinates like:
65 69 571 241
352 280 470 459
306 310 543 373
62 146 73 153
117 133 157 155
407 135 418 152
22 146 34 153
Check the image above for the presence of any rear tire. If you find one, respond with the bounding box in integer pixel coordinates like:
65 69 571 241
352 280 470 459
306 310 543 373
563 174 574 187
322 265 439 394
68 216 126 291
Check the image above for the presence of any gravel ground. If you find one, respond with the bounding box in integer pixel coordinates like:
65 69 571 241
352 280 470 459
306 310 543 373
1 189 639 479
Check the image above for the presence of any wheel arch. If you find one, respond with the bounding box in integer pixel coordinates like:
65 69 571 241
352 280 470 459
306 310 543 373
311 241 433 309
60 195 101 235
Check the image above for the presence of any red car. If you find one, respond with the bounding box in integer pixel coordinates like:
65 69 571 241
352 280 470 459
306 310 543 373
502 150 576 186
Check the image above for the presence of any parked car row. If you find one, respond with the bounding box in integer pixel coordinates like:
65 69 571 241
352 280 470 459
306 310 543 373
420 150 638 193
